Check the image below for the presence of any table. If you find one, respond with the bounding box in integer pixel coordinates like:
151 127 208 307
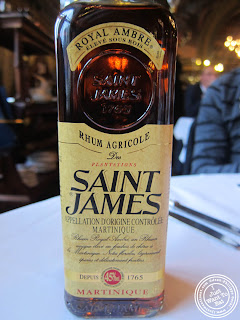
0 174 240 320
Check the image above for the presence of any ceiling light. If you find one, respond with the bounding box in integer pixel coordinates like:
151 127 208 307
203 59 211 66
214 63 224 72
195 58 202 66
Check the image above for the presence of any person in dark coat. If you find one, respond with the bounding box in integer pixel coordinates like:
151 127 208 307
184 66 218 117
190 67 240 173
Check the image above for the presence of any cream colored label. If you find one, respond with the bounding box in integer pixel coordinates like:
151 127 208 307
58 123 172 299
67 22 165 71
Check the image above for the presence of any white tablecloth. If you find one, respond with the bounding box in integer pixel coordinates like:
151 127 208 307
0 174 240 320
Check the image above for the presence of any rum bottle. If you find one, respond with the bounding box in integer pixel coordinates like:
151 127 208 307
55 0 177 317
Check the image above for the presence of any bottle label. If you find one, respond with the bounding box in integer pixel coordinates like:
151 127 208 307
58 122 172 299
67 22 165 71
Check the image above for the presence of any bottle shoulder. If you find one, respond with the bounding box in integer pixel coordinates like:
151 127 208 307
56 3 177 43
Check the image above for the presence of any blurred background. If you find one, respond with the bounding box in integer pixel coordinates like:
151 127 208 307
0 0 240 212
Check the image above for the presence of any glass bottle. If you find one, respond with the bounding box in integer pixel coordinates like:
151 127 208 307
55 0 177 317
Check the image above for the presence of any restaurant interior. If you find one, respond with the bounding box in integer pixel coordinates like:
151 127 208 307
0 0 240 213
1 2 240 320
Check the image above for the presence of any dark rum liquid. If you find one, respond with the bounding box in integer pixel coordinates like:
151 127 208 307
55 1 177 317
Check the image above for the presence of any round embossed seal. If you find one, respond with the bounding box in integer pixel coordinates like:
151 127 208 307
77 50 153 131
194 274 239 318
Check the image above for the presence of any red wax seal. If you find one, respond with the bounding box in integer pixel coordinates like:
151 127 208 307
103 269 122 285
